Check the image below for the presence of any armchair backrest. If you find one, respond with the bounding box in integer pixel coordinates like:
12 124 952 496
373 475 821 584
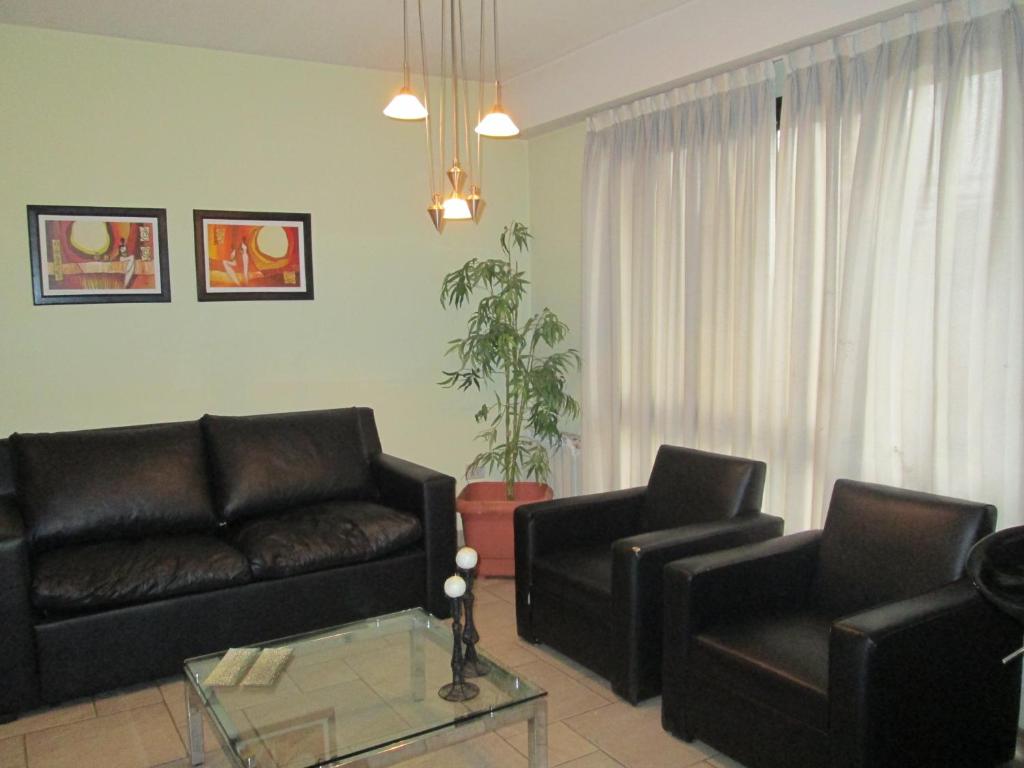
811 479 996 619
642 445 766 532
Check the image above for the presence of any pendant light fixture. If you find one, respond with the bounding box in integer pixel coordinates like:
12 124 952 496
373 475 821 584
475 0 518 137
383 0 429 120
385 0 518 232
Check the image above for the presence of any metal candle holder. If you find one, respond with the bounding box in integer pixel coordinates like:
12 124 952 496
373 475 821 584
438 576 479 702
458 566 491 678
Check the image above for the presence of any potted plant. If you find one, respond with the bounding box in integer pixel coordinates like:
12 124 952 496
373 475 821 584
440 221 580 576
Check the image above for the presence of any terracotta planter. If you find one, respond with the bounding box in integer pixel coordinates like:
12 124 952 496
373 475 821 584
457 481 554 577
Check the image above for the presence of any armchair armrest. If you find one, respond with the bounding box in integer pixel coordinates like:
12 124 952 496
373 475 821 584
664 529 821 632
830 580 1022 768
514 487 645 640
371 455 456 618
609 513 784 702
516 487 646 554
661 530 821 735
0 494 38 719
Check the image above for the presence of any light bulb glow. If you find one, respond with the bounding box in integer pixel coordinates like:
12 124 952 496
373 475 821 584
475 106 519 137
383 88 428 120
442 194 472 220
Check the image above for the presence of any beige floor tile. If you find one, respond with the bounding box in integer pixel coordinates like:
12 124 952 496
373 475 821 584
94 683 165 717
479 577 517 604
470 583 505 606
478 638 541 668
0 698 95 740
512 661 609 722
473 600 520 643
499 720 596 766
704 755 748 768
400 731 527 768
286 655 360 693
564 701 714 768
529 646 618 702
560 752 627 768
0 736 27 768
25 703 184 768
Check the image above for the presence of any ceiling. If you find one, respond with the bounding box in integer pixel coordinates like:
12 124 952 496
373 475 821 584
0 0 695 79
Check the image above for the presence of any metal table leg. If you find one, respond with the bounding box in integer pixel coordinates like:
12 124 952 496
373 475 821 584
527 698 548 768
186 675 205 767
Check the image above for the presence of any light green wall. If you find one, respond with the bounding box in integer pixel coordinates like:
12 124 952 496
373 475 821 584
526 121 587 430
0 24 528 481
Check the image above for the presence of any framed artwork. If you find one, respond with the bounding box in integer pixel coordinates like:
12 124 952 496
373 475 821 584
193 210 314 301
27 205 171 305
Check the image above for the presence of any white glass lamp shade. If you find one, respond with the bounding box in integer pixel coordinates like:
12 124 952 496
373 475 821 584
383 87 428 120
475 106 519 137
442 194 472 220
456 547 479 570
444 574 467 598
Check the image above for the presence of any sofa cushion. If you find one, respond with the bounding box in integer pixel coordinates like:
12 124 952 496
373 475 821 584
32 534 251 613
693 611 832 732
13 422 218 551
532 543 612 621
203 408 381 523
228 500 422 579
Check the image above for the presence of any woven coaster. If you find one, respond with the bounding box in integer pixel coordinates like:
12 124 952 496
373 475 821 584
241 647 293 687
204 648 260 687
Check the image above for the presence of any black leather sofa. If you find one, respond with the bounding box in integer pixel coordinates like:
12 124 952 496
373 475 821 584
661 480 1022 768
0 407 456 720
514 445 784 702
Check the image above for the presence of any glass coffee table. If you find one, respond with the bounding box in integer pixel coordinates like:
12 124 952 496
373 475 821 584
183 608 548 768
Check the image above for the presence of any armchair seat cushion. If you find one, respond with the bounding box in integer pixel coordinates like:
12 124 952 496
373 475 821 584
532 543 611 620
229 500 422 580
693 611 831 731
33 534 251 613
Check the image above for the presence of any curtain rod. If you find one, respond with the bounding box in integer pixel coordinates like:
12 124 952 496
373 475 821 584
521 0 936 138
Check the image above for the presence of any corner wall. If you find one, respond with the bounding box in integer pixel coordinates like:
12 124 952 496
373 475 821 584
526 122 587 431
0 24 529 480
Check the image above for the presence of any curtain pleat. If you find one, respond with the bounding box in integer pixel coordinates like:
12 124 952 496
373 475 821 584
581 0 1024 531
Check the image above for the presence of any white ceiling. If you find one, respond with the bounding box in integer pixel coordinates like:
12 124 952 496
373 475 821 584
0 0 695 78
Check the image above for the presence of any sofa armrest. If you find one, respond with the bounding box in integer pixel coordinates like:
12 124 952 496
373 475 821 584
0 494 38 719
514 487 645 641
372 455 456 619
829 580 1022 768
608 513 784 702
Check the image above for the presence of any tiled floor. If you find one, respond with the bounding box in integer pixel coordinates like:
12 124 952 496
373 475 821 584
0 577 1019 768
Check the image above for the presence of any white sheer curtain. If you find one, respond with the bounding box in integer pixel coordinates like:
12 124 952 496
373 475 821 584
582 0 1024 531
774 0 1024 529
581 62 777 493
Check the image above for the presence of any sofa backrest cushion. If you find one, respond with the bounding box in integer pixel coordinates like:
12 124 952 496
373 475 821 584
811 479 996 619
12 421 218 551
202 407 381 523
642 445 766 532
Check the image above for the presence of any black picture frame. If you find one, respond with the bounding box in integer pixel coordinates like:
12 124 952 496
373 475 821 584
27 205 171 306
193 209 314 302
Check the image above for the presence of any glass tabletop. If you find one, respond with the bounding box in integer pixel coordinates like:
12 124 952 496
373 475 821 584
184 608 546 768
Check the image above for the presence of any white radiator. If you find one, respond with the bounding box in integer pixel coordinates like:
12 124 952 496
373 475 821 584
549 433 582 498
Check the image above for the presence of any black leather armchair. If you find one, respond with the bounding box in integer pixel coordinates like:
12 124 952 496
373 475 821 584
514 445 783 703
662 480 1022 768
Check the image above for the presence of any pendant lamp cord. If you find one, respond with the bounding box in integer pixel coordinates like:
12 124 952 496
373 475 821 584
417 0 436 197
458 0 474 182
476 0 484 190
